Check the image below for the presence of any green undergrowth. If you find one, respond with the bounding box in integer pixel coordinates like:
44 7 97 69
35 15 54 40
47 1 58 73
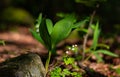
30 13 119 76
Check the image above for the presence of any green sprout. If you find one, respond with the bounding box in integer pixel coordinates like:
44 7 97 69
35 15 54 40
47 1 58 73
30 13 88 74
85 22 118 62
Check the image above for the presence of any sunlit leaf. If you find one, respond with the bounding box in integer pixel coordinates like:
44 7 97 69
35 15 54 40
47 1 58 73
51 18 74 47
46 18 53 34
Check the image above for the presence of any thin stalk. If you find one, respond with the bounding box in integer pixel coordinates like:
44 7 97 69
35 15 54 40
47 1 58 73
45 51 52 73
82 4 99 61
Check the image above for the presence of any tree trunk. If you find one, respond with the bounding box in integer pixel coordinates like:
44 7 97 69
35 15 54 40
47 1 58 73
0 53 45 77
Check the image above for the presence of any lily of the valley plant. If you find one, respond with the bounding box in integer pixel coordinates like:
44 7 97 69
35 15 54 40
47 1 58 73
30 13 88 73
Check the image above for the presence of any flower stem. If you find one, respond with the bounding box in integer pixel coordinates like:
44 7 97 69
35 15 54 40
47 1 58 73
45 51 52 73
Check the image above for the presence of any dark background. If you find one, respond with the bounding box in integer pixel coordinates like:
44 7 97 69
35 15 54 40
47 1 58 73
0 0 120 35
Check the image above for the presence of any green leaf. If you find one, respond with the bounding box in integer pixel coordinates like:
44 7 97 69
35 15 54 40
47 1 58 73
63 56 75 65
96 50 118 57
39 18 51 50
62 69 71 77
46 18 53 34
72 18 88 28
50 67 61 77
51 18 74 47
30 29 44 45
91 22 100 50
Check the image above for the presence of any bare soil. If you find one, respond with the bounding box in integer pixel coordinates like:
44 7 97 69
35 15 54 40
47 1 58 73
0 26 120 77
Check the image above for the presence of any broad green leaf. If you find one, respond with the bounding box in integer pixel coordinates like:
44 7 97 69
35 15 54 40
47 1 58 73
51 18 73 47
30 29 44 45
39 18 51 50
72 18 88 28
91 22 100 50
95 50 118 57
46 18 53 34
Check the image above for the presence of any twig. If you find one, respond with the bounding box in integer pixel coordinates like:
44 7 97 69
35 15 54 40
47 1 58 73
82 4 99 61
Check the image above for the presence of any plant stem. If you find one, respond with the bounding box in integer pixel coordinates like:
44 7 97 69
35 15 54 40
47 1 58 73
45 51 52 74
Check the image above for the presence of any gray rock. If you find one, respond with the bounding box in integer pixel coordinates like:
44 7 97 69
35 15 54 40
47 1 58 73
0 53 46 77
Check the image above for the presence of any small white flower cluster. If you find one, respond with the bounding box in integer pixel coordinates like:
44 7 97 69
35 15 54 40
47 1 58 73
35 23 40 33
68 44 78 52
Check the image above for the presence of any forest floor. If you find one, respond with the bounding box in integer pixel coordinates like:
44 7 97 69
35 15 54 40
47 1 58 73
0 26 120 77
